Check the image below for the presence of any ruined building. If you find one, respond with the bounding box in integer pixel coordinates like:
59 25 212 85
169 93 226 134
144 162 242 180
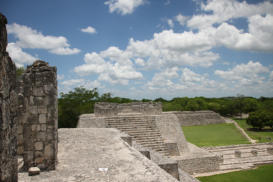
0 13 18 182
1 12 273 182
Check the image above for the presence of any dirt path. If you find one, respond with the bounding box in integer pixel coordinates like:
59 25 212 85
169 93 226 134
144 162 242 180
223 117 256 144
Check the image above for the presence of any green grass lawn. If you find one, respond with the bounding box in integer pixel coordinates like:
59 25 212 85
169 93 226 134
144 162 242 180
198 164 273 182
235 119 273 143
182 123 250 147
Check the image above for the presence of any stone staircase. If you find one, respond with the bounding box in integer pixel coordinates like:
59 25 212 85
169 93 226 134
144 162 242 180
205 143 273 171
106 115 169 156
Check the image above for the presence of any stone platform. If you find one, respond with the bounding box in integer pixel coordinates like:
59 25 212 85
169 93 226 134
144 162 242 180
204 143 273 172
19 128 179 182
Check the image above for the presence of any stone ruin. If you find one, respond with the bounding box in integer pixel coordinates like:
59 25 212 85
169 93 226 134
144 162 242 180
1 13 273 182
78 102 224 177
94 102 162 116
0 13 58 181
0 12 18 182
17 60 58 170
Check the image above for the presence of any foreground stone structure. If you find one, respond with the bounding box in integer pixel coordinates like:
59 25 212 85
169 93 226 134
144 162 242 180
19 128 184 182
78 102 224 178
0 13 18 181
18 61 58 170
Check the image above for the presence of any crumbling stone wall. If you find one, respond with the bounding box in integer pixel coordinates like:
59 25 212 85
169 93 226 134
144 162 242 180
94 102 162 116
21 60 58 170
174 111 226 126
0 13 18 182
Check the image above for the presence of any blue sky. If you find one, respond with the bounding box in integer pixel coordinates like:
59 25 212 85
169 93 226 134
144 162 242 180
1 0 273 99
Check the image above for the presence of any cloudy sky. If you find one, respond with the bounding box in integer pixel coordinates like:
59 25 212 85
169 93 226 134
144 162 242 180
2 0 273 99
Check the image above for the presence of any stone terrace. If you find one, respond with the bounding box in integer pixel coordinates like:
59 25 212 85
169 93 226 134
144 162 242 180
19 128 180 182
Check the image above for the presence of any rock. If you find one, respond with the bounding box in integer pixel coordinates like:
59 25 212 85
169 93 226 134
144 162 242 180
28 167 40 176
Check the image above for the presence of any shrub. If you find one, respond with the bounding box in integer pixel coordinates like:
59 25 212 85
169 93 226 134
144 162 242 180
247 110 273 129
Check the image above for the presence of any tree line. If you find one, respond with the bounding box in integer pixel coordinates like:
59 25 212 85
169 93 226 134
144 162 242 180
58 87 273 129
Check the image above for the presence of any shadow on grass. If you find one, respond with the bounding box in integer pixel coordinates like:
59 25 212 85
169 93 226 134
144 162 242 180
247 128 273 132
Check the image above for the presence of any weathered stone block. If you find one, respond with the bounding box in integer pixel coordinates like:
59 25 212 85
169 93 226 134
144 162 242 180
38 107 47 114
267 148 273 155
165 141 180 156
39 114 46 123
41 124 46 131
235 150 241 158
37 132 46 141
28 167 40 176
251 150 258 156
45 144 54 159
33 87 44 97
35 142 43 151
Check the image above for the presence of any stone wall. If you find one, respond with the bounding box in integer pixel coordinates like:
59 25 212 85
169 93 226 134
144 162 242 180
177 155 223 174
20 60 58 171
94 102 162 116
0 13 18 182
173 111 226 126
154 113 190 155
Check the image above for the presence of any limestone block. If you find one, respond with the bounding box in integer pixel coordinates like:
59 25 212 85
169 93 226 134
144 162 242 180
37 132 46 141
267 148 273 155
34 142 43 151
235 150 241 158
29 106 38 115
45 144 54 159
28 167 40 176
38 107 47 114
165 141 180 156
39 114 47 123
41 124 46 131
251 150 258 156
34 96 45 105
33 87 44 97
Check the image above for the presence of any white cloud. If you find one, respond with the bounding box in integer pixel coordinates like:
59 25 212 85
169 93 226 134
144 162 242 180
7 23 80 55
215 61 269 86
60 78 104 94
167 19 174 28
175 14 188 26
187 0 273 29
81 26 97 34
74 47 143 85
61 79 85 87
57 74 64 80
270 71 273 81
135 58 145 66
105 0 146 15
146 67 179 89
212 14 273 52
7 43 37 67
181 68 204 82
126 30 219 69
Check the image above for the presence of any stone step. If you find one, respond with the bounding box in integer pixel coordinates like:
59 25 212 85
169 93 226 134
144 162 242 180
135 140 166 145
109 126 153 130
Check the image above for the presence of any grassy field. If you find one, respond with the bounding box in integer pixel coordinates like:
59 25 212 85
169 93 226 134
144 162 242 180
198 164 273 182
182 123 250 147
235 119 273 143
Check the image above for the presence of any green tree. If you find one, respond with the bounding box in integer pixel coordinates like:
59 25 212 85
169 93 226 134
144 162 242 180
58 87 99 128
16 66 25 81
246 110 273 130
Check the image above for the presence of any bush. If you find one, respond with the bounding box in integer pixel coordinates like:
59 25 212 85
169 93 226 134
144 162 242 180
247 110 273 130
